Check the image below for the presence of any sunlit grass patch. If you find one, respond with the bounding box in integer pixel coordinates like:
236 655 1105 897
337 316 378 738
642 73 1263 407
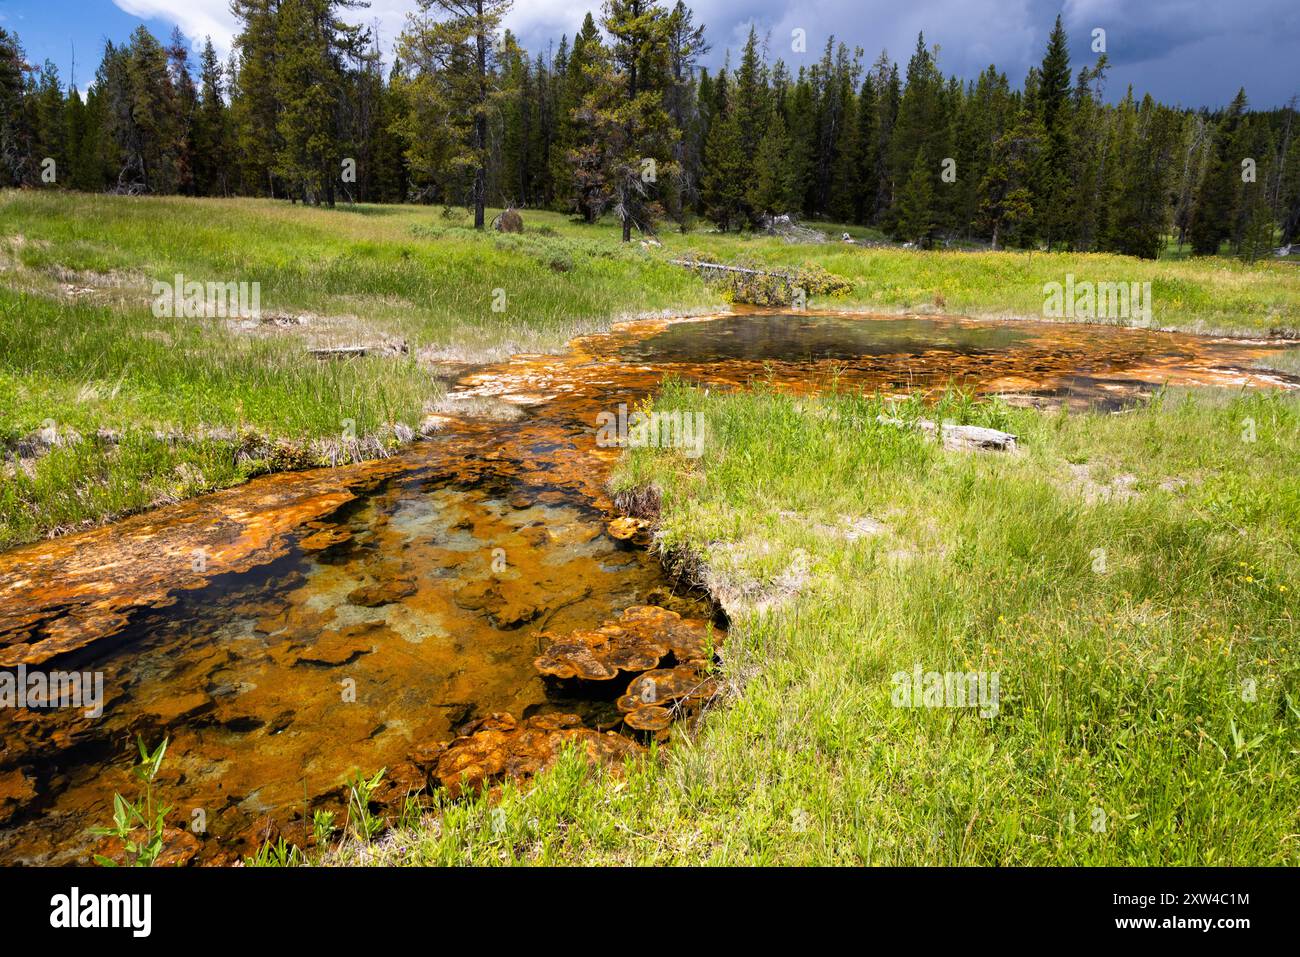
337 385 1299 866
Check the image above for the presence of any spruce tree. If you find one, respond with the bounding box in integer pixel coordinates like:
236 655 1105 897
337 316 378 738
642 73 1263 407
896 151 936 245
33 61 66 186
1036 15 1073 248
749 110 795 217
554 14 602 219
978 106 1039 249
1188 88 1249 255
701 69 745 230
192 38 231 196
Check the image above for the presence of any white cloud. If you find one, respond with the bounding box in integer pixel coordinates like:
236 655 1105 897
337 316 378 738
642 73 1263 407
108 0 580 60
112 0 241 54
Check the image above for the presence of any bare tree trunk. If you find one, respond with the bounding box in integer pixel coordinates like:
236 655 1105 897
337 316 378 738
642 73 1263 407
473 0 487 229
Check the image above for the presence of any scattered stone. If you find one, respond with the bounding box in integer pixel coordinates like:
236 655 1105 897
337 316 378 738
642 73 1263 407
373 761 430 806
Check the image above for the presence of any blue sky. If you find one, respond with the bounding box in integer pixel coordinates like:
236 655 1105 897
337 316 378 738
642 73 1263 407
2 0 1297 109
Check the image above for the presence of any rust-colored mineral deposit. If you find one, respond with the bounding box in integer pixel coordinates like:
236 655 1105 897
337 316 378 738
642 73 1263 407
414 712 644 798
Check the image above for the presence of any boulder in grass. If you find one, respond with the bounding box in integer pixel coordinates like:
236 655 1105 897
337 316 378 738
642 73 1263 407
496 208 524 233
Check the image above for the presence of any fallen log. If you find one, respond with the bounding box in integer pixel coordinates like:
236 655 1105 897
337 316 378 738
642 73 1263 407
668 258 795 281
878 415 1018 452
308 346 368 359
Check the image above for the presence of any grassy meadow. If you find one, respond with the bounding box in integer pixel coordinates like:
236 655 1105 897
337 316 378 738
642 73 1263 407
333 384 1299 865
2 189 1298 546
2 190 1298 866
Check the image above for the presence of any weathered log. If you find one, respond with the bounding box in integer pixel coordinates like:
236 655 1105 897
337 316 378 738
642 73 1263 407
878 415 1018 452
308 346 368 358
668 258 795 281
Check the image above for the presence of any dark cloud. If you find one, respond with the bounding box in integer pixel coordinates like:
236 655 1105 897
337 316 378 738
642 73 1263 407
512 0 1297 109
80 1 1300 111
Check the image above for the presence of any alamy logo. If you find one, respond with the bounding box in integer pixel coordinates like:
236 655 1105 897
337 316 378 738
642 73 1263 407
892 663 1000 718
152 273 261 319
1 665 103 718
1042 274 1152 323
50 887 151 937
595 403 706 458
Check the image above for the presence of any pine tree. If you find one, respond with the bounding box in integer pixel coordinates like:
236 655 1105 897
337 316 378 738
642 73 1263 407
663 1 708 228
978 106 1039 249
100 27 181 193
868 53 899 225
896 151 935 244
33 60 66 186
809 39 859 217
891 34 943 199
0 28 34 186
1279 103 1300 245
63 82 85 188
850 73 878 223
701 69 745 230
397 0 514 225
1036 15 1073 248
273 0 366 207
554 14 602 219
192 38 232 196
1188 89 1248 255
749 110 794 217
1110 96 1179 259
1068 57 1108 250
166 29 198 195
732 26 766 192
231 0 284 196
71 84 110 191
591 0 679 241
784 68 817 216
827 70 862 222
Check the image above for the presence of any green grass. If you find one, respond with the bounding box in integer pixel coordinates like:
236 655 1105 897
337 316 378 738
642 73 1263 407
1256 346 1300 377
2 189 1298 548
327 385 1299 865
0 191 720 358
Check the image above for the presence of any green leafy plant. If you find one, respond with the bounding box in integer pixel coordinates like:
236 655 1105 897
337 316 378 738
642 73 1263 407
248 836 302 867
312 808 337 848
91 736 171 867
345 768 387 843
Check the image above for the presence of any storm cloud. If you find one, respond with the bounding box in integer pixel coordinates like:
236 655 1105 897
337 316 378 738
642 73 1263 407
110 0 1299 109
